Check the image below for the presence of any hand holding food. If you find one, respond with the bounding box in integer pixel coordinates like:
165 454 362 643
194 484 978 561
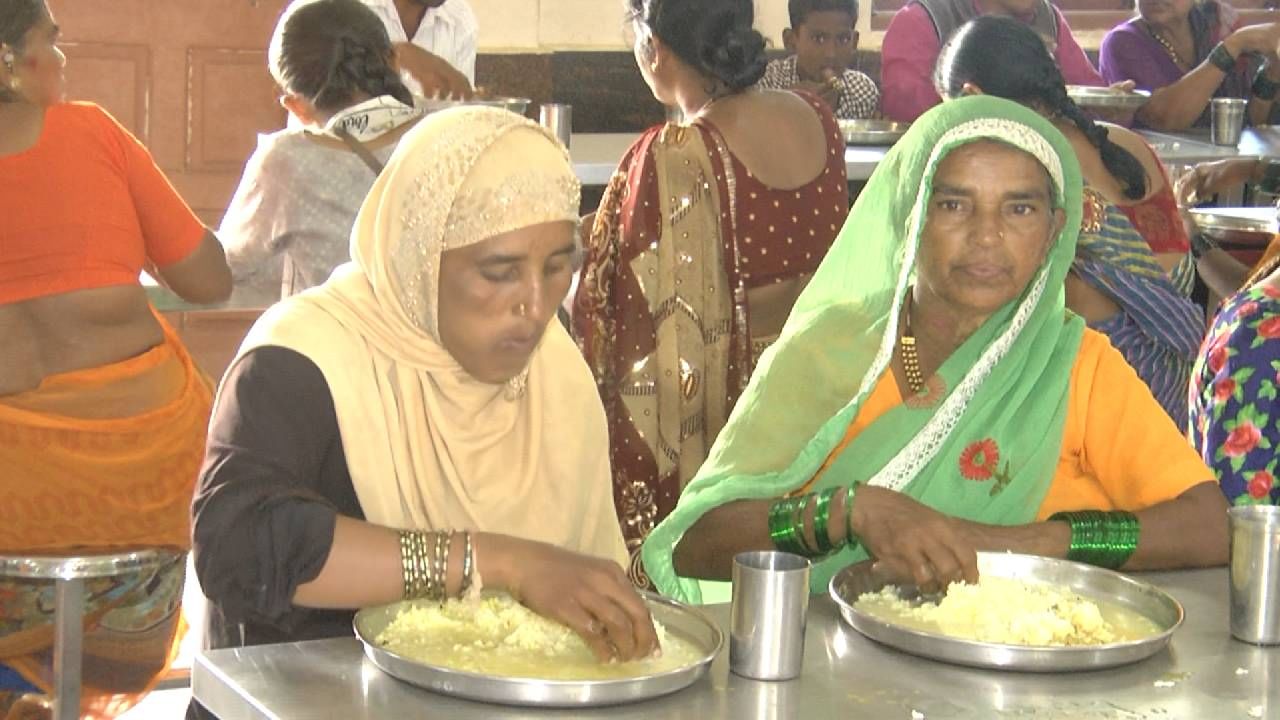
1175 157 1260 207
498 537 659 662
851 485 980 593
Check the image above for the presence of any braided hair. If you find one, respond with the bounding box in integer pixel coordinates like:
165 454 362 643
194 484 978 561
0 0 47 104
935 15 1148 200
269 0 412 114
628 0 768 93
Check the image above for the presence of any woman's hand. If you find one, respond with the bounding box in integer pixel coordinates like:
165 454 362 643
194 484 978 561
850 486 979 593
392 42 474 100
1175 158 1261 207
1225 22 1280 58
494 537 659 662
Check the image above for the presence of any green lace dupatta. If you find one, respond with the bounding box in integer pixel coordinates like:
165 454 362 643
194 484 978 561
641 97 1086 602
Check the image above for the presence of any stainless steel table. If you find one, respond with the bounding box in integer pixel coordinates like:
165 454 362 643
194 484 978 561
569 133 888 184
194 568 1280 719
572 127 1280 186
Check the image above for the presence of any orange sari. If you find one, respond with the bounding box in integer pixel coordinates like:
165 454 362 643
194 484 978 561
0 316 210 719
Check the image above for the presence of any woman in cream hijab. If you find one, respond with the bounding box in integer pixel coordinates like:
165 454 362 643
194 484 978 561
191 106 656 663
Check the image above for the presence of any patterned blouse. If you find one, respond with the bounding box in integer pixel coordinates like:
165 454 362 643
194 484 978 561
1189 281 1280 504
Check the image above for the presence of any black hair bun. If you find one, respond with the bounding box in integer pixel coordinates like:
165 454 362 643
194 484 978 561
696 12 767 91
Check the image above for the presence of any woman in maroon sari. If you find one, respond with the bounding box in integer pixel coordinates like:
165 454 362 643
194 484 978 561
573 0 848 586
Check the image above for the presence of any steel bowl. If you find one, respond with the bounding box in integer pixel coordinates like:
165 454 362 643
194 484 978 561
1066 85 1151 110
353 593 721 707
1190 206 1280 236
419 96 531 116
829 552 1183 672
838 119 910 146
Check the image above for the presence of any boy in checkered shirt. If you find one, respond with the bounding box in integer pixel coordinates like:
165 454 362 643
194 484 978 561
759 0 880 119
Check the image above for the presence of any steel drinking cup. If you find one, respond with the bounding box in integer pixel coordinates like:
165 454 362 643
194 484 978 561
1211 98 1247 146
1229 505 1280 644
730 551 810 680
539 103 572 150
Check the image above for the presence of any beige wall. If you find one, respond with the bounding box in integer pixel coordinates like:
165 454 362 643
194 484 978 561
471 0 801 52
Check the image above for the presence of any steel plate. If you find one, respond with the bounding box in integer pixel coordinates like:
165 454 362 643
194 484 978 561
354 593 721 707
839 119 910 146
1190 206 1279 235
419 96 531 116
829 552 1183 672
1066 86 1151 110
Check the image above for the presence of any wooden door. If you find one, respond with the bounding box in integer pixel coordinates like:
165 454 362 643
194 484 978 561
54 0 290 226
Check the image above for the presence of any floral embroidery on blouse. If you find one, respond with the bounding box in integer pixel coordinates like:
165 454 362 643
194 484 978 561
1190 284 1280 504
958 438 1013 496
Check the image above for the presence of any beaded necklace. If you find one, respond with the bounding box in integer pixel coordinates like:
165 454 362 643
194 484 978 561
1145 22 1187 68
899 294 927 394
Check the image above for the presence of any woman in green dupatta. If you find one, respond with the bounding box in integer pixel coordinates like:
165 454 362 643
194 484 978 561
642 96 1228 602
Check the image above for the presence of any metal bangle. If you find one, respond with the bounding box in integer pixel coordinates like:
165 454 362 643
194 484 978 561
1254 66 1280 101
1209 42 1237 73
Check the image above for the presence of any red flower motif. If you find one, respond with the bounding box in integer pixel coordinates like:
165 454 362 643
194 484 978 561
1259 317 1280 340
1208 342 1230 374
1239 301 1261 319
1224 422 1263 457
1215 377 1237 402
1249 470 1275 499
1264 285 1280 300
959 439 1000 481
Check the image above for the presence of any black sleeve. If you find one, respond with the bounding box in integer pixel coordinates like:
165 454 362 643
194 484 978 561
192 345 356 631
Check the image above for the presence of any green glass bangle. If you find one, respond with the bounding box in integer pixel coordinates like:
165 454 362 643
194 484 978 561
1051 510 1139 570
768 496 806 555
813 487 839 554
791 494 820 556
845 484 860 550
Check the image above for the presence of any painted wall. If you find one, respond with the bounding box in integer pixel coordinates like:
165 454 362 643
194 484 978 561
470 0 827 52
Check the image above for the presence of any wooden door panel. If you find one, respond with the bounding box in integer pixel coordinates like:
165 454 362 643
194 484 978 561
59 42 151 141
56 0 291 224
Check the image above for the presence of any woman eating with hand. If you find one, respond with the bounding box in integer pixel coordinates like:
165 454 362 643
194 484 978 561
192 107 656 677
642 97 1228 603
1099 0 1280 130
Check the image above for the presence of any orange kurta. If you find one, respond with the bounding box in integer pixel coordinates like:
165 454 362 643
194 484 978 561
811 328 1212 516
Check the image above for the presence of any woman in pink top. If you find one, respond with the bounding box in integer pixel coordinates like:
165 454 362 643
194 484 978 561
881 0 1104 122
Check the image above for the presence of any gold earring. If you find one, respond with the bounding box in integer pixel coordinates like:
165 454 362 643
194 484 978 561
516 302 528 317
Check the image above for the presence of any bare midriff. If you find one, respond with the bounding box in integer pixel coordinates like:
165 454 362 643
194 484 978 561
0 285 163 396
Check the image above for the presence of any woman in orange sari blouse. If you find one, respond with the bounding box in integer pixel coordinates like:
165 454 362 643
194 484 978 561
0 1 230 716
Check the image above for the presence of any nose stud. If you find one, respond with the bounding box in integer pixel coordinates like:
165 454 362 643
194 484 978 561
516 303 528 317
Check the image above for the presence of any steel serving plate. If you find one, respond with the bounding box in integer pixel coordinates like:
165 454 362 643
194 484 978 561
354 593 721 707
1190 206 1280 236
839 119 910 146
419 96 531 116
1066 85 1151 110
829 552 1183 672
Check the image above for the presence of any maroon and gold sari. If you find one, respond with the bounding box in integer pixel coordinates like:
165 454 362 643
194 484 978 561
573 92 848 585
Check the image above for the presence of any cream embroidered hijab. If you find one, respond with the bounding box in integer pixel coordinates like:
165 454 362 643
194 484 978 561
230 106 628 567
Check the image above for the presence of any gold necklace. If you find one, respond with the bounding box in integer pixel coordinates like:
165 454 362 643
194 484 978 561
900 295 927 395
1146 23 1185 67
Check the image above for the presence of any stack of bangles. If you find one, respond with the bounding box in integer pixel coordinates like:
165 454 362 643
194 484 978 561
1048 510 1140 570
398 529 476 601
767 485 860 557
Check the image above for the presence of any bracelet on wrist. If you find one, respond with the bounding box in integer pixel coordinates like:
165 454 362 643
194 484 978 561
1209 42 1238 73
1049 510 1140 570
767 485 863 558
1254 66 1280 100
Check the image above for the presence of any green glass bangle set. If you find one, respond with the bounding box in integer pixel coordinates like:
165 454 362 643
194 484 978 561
768 485 859 558
1049 510 1140 570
